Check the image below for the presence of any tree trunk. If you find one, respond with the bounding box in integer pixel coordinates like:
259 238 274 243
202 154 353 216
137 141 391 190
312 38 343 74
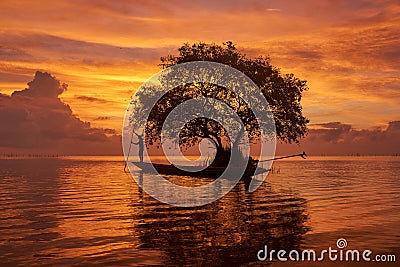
206 133 231 167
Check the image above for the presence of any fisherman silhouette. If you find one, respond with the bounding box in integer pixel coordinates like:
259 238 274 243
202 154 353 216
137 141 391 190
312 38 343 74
133 132 144 162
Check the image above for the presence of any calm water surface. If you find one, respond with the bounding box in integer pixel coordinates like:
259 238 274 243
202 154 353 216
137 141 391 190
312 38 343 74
0 157 399 266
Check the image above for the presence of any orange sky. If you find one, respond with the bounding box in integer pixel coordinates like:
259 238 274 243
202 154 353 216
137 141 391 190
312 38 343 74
0 0 399 135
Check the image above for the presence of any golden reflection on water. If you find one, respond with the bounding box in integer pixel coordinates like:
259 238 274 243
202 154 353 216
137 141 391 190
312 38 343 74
0 157 399 266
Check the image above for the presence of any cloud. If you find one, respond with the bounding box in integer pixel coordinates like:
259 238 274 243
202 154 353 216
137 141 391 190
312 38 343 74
311 122 352 142
0 45 33 61
75 95 111 104
94 116 111 121
0 0 399 132
0 71 121 155
288 50 323 60
277 121 400 155
11 71 67 98
387 121 400 131
0 32 168 65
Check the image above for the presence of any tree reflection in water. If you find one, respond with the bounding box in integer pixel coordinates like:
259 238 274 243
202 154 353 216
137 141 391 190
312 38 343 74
133 172 310 266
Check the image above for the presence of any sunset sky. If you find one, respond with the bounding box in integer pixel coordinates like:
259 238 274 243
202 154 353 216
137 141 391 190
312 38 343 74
0 0 399 155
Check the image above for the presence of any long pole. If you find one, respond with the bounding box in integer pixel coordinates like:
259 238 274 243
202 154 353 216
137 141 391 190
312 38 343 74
124 131 135 172
258 151 306 162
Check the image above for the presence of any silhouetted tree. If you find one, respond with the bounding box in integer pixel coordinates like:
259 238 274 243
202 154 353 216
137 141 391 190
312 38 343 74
160 41 309 144
129 41 309 166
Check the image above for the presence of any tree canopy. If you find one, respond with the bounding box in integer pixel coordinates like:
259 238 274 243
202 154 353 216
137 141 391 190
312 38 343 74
159 41 309 145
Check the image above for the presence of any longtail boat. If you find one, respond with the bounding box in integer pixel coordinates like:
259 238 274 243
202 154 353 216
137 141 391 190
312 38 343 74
128 152 306 178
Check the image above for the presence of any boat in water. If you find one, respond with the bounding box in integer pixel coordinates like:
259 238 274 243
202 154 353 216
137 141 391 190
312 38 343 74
128 152 306 179
131 160 268 178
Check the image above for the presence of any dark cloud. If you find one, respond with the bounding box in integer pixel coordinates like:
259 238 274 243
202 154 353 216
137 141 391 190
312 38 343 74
75 95 110 104
277 121 400 155
311 122 352 142
0 32 170 65
0 45 33 61
383 50 400 63
12 71 67 98
289 50 323 59
94 116 111 121
387 121 400 131
0 71 121 155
